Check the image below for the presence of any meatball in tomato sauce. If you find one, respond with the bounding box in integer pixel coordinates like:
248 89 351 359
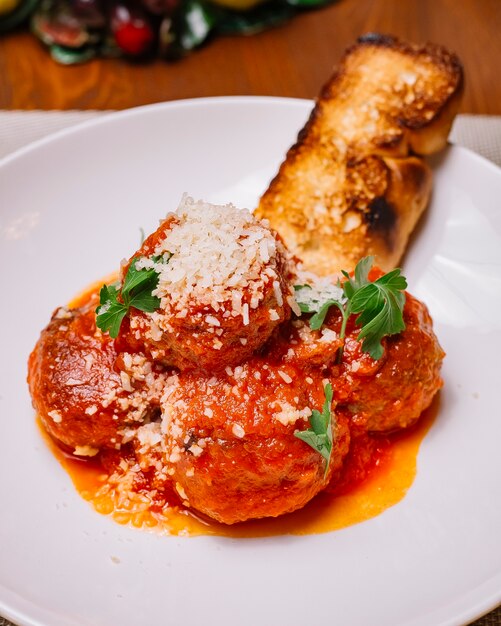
279 271 444 434
336 292 445 432
136 360 349 525
120 196 295 372
28 294 166 455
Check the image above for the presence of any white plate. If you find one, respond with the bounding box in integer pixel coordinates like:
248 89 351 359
0 97 500 626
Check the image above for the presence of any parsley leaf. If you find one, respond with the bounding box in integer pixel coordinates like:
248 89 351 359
350 269 406 359
294 256 407 360
96 255 167 338
341 254 373 298
121 262 159 303
309 300 344 331
294 383 333 475
96 284 128 339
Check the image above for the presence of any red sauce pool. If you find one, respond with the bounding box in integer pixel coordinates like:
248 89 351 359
40 401 437 537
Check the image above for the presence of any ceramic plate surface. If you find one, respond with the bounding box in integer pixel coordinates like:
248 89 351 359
0 97 500 626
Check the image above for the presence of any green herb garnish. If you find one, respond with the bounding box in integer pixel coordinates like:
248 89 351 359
294 283 346 331
294 256 407 360
295 383 333 475
96 256 166 338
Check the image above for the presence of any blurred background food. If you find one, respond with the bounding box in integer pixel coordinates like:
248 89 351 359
0 0 332 63
0 0 499 112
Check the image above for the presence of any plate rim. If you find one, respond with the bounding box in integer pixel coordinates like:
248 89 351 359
0 96 310 169
1 96 500 180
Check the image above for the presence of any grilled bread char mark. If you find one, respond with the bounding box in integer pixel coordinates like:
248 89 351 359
257 34 463 275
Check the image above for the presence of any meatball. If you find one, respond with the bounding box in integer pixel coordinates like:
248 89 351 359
153 359 350 524
28 295 166 455
271 317 343 368
120 196 294 372
335 292 445 432
288 269 444 433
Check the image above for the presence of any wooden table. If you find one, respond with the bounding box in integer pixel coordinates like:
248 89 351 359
0 0 500 111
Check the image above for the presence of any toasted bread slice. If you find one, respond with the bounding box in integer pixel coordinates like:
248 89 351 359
256 34 463 275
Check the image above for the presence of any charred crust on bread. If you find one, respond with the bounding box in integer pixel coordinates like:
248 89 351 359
374 134 404 152
357 32 397 46
365 197 397 251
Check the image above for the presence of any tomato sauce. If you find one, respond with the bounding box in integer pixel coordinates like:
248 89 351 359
39 400 436 537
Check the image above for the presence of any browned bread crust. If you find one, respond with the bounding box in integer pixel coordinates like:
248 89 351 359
256 34 464 275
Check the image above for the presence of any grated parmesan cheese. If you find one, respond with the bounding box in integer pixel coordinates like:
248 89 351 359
74 445 99 457
293 273 345 313
188 444 204 457
320 328 338 343
232 424 245 438
277 370 293 384
48 409 62 423
65 377 84 386
269 308 280 321
175 482 188 501
143 196 286 325
272 402 312 426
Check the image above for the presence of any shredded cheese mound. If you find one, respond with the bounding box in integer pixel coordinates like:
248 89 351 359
272 402 312 427
141 195 284 320
294 272 345 312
